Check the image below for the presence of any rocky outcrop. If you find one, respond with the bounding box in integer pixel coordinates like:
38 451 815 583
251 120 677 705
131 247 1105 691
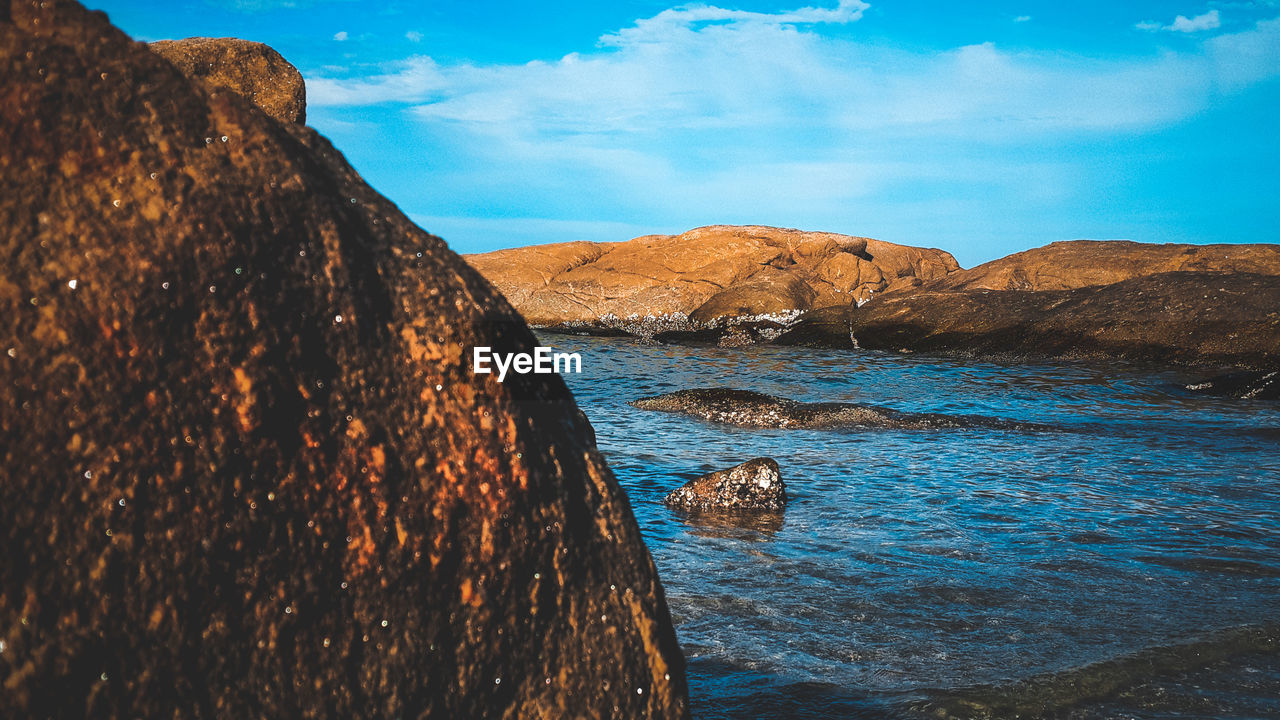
926 240 1280 293
779 271 1280 369
465 226 958 334
664 458 786 511
631 389 1044 431
150 37 306 124
1 3 686 718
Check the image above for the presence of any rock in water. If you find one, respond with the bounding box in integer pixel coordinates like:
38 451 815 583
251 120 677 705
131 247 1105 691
1186 370 1280 400
632 389 1045 431
0 3 687 718
664 459 786 511
150 36 307 124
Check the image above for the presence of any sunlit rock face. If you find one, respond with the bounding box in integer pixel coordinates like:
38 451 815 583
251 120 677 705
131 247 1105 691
150 37 307 125
0 2 688 717
465 225 959 331
924 239 1280 293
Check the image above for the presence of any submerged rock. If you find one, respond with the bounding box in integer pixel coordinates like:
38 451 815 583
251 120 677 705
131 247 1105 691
632 389 1043 431
465 225 958 332
1 3 686 718
1185 370 1280 400
150 37 307 124
664 458 787 511
778 271 1280 369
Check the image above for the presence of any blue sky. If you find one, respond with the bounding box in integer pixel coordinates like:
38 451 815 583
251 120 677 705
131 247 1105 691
91 0 1279 266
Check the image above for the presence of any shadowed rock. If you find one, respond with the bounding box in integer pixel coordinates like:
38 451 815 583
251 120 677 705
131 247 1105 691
1186 370 1280 400
664 458 786 511
150 37 306 124
1 2 686 717
465 225 958 334
631 389 1044 431
777 271 1280 370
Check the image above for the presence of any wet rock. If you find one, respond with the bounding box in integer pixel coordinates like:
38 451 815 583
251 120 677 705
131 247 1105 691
632 389 1043 431
465 225 958 332
926 239 1280 293
150 37 307 124
777 271 1280 369
664 458 786 511
1185 370 1280 400
1 3 686 718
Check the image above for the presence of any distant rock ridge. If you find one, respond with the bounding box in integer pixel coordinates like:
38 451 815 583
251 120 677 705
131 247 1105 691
1 2 687 717
779 271 1280 370
464 225 959 336
924 239 1280 294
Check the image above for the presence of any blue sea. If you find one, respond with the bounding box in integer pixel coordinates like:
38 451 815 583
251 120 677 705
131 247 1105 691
547 333 1280 719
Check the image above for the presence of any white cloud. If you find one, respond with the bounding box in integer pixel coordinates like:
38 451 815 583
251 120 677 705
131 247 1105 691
333 30 349 41
598 0 868 46
1014 15 1032 23
309 5 1278 135
406 31 423 42
1138 9 1222 33
305 2 1280 252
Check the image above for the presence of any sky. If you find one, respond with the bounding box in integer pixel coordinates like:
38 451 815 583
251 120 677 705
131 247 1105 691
88 0 1280 267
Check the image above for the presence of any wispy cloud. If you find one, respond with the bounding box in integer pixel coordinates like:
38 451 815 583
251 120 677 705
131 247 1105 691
309 5 1278 136
1138 9 1222 33
333 30 349 41
304 4 1280 261
405 30 423 42
1014 15 1032 23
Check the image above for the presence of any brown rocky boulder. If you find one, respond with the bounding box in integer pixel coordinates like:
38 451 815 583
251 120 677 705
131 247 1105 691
664 458 787 512
779 271 1280 369
150 36 307 124
1 2 686 718
465 225 958 332
927 239 1280 293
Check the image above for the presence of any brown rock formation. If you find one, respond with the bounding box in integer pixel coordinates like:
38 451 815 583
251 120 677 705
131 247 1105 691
927 240 1280 293
1 2 687 718
465 225 958 330
150 36 307 124
663 458 786 512
779 272 1280 369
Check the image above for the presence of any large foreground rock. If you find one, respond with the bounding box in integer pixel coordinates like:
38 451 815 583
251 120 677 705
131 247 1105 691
465 225 958 332
927 240 1280 292
0 2 687 717
664 458 786 512
150 37 307 124
779 271 1280 369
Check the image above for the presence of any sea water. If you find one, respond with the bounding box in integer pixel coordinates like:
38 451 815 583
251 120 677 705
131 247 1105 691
548 332 1280 719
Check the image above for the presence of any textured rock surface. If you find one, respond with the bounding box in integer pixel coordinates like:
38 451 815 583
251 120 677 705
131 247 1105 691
631 389 1041 431
0 2 687 717
778 271 1280 369
465 225 958 330
150 36 306 125
664 458 786 512
926 240 1280 293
